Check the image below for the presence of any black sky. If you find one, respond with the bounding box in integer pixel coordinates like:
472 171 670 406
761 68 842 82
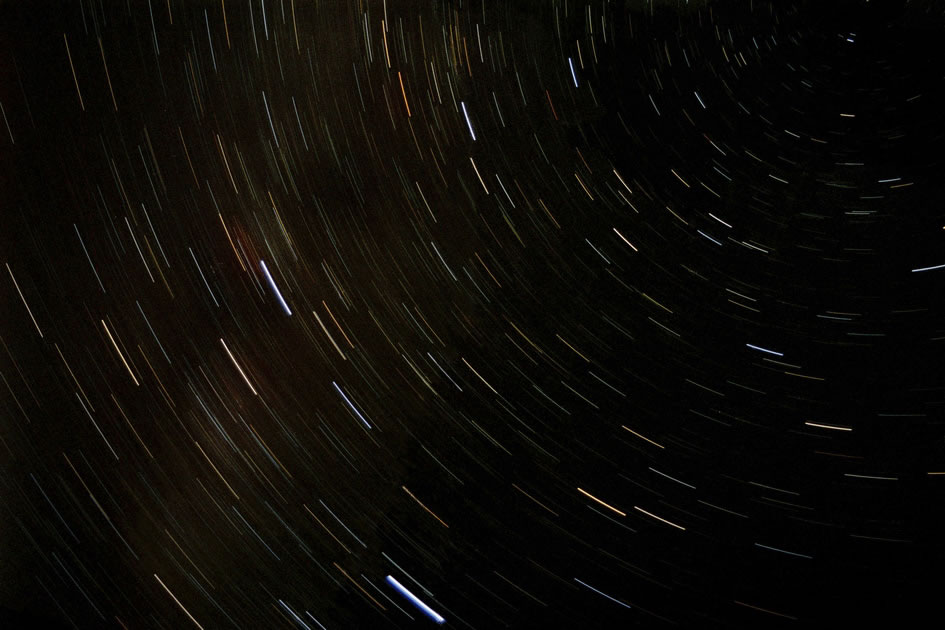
2 1 944 628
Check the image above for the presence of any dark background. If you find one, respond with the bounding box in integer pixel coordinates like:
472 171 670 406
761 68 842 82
2 0 944 627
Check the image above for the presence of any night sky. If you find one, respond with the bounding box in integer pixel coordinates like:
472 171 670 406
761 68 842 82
2 1 944 627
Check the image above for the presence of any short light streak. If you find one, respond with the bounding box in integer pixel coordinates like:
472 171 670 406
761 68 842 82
262 90 279 147
649 467 696 490
385 575 445 624
613 228 638 251
621 425 664 448
574 578 631 609
461 101 476 140
260 259 292 315
911 263 945 273
568 57 578 87
461 357 499 394
63 34 85 111
844 473 898 481
430 241 458 281
470 157 489 193
278 600 311 629
398 71 411 117
313 310 346 360
6 263 43 337
804 422 852 431
746 343 783 356
220 338 258 396
697 230 723 246
154 574 205 630
754 543 813 559
613 169 632 194
333 381 372 429
402 486 449 528
577 488 626 516
633 505 686 530
336 563 385 610
734 600 798 620
102 320 139 386
708 212 732 228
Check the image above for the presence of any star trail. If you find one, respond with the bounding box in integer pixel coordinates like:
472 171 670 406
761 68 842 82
2 1 944 627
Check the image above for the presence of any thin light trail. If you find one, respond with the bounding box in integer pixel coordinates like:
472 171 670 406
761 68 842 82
220 338 258 396
461 101 476 140
76 392 119 460
7 263 44 337
98 37 118 111
746 343 783 356
332 381 371 429
75 224 106 293
577 487 626 516
188 247 217 306
63 33 85 111
154 574 204 630
574 578 631 609
634 505 686 530
911 263 945 273
102 320 139 386
385 575 445 624
1 101 14 144
262 90 279 147
136 301 171 363
313 311 346 360
260 259 292 315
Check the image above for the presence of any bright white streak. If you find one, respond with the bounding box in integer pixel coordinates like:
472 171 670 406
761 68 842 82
746 343 783 357
260 260 292 315
385 575 445 624
911 263 945 273
461 101 476 141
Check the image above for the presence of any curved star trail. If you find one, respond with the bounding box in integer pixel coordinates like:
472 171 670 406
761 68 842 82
2 1 944 627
